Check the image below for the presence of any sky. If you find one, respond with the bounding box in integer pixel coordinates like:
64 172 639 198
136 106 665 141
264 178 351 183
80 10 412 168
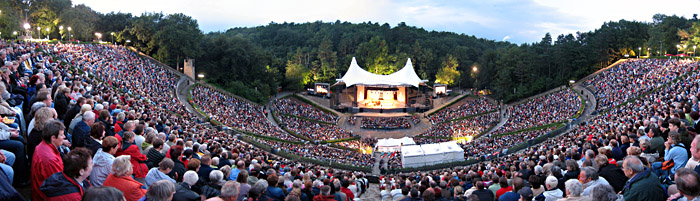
71 0 700 44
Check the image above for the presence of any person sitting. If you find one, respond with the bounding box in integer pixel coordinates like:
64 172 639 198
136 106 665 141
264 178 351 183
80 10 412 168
579 167 609 196
674 168 700 201
621 155 665 201
173 170 201 201
84 122 105 156
40 147 93 201
534 176 563 201
205 180 240 201
201 170 226 199
653 132 689 179
103 155 147 201
71 111 95 148
82 186 126 201
595 155 627 192
116 131 149 184
145 158 176 188
31 120 66 201
248 180 269 201
145 138 166 169
90 136 119 187
143 180 177 201
557 179 591 201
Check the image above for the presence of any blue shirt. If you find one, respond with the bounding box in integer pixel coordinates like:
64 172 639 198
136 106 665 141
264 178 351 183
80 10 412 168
145 167 176 188
228 168 242 181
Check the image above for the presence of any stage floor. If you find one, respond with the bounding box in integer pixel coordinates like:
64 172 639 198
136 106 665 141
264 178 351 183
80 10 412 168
353 112 411 117
296 92 472 139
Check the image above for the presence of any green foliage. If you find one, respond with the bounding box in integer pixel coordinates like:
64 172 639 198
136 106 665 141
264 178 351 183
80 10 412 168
285 60 311 92
58 4 99 41
95 12 132 42
13 3 700 105
197 34 278 103
649 14 692 55
0 1 21 39
152 13 201 67
435 54 460 86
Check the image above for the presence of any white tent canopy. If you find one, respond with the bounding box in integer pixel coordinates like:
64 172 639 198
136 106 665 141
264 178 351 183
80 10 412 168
401 141 465 168
336 57 426 88
376 137 416 152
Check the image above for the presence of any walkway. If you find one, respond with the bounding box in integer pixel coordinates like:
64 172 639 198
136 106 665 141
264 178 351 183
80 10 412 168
481 109 509 137
372 151 381 175
572 84 597 122
175 77 207 120
265 91 294 128
422 93 468 115
293 93 345 116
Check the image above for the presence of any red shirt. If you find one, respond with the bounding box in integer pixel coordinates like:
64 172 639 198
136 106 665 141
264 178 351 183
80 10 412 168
115 143 148 178
341 187 354 201
31 141 64 201
496 186 513 200
103 174 147 201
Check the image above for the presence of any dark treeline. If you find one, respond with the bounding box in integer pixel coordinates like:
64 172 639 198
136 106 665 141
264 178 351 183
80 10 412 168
2 1 699 103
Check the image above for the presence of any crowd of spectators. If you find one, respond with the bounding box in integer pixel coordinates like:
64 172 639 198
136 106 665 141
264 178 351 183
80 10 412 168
376 59 700 201
585 59 695 111
492 89 581 135
428 97 497 124
0 40 378 201
361 117 412 130
347 116 357 125
192 86 301 142
277 115 354 141
5 37 700 201
272 98 338 123
254 138 374 168
334 138 377 150
419 112 500 138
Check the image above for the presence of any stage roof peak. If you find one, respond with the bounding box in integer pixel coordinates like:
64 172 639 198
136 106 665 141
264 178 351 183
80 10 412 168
337 57 426 88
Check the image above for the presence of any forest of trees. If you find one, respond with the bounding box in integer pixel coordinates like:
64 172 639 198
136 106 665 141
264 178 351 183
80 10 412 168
1 0 699 103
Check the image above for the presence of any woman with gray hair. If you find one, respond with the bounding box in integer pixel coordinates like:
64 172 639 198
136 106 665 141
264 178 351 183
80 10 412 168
201 170 226 199
248 180 269 201
589 183 622 201
145 180 176 201
639 138 659 163
174 171 201 201
557 179 590 201
102 155 148 201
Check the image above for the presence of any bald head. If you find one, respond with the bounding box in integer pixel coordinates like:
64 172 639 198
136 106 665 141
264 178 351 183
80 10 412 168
237 161 245 170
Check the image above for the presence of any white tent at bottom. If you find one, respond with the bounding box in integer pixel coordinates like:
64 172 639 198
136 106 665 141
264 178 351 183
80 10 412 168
400 141 464 168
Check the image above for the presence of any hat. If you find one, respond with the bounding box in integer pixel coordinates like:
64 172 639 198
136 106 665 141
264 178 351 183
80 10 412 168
518 187 534 200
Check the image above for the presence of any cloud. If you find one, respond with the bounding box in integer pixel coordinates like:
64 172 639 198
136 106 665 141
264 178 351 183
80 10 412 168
72 0 700 44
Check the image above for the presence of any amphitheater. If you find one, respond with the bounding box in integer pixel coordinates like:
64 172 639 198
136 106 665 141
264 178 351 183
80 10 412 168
2 39 699 201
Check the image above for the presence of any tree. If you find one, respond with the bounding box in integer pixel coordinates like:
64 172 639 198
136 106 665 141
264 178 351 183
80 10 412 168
124 12 163 55
435 55 460 86
0 1 21 39
96 12 132 43
687 21 700 53
58 4 99 41
285 60 311 92
649 14 691 54
357 36 392 74
153 13 202 67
